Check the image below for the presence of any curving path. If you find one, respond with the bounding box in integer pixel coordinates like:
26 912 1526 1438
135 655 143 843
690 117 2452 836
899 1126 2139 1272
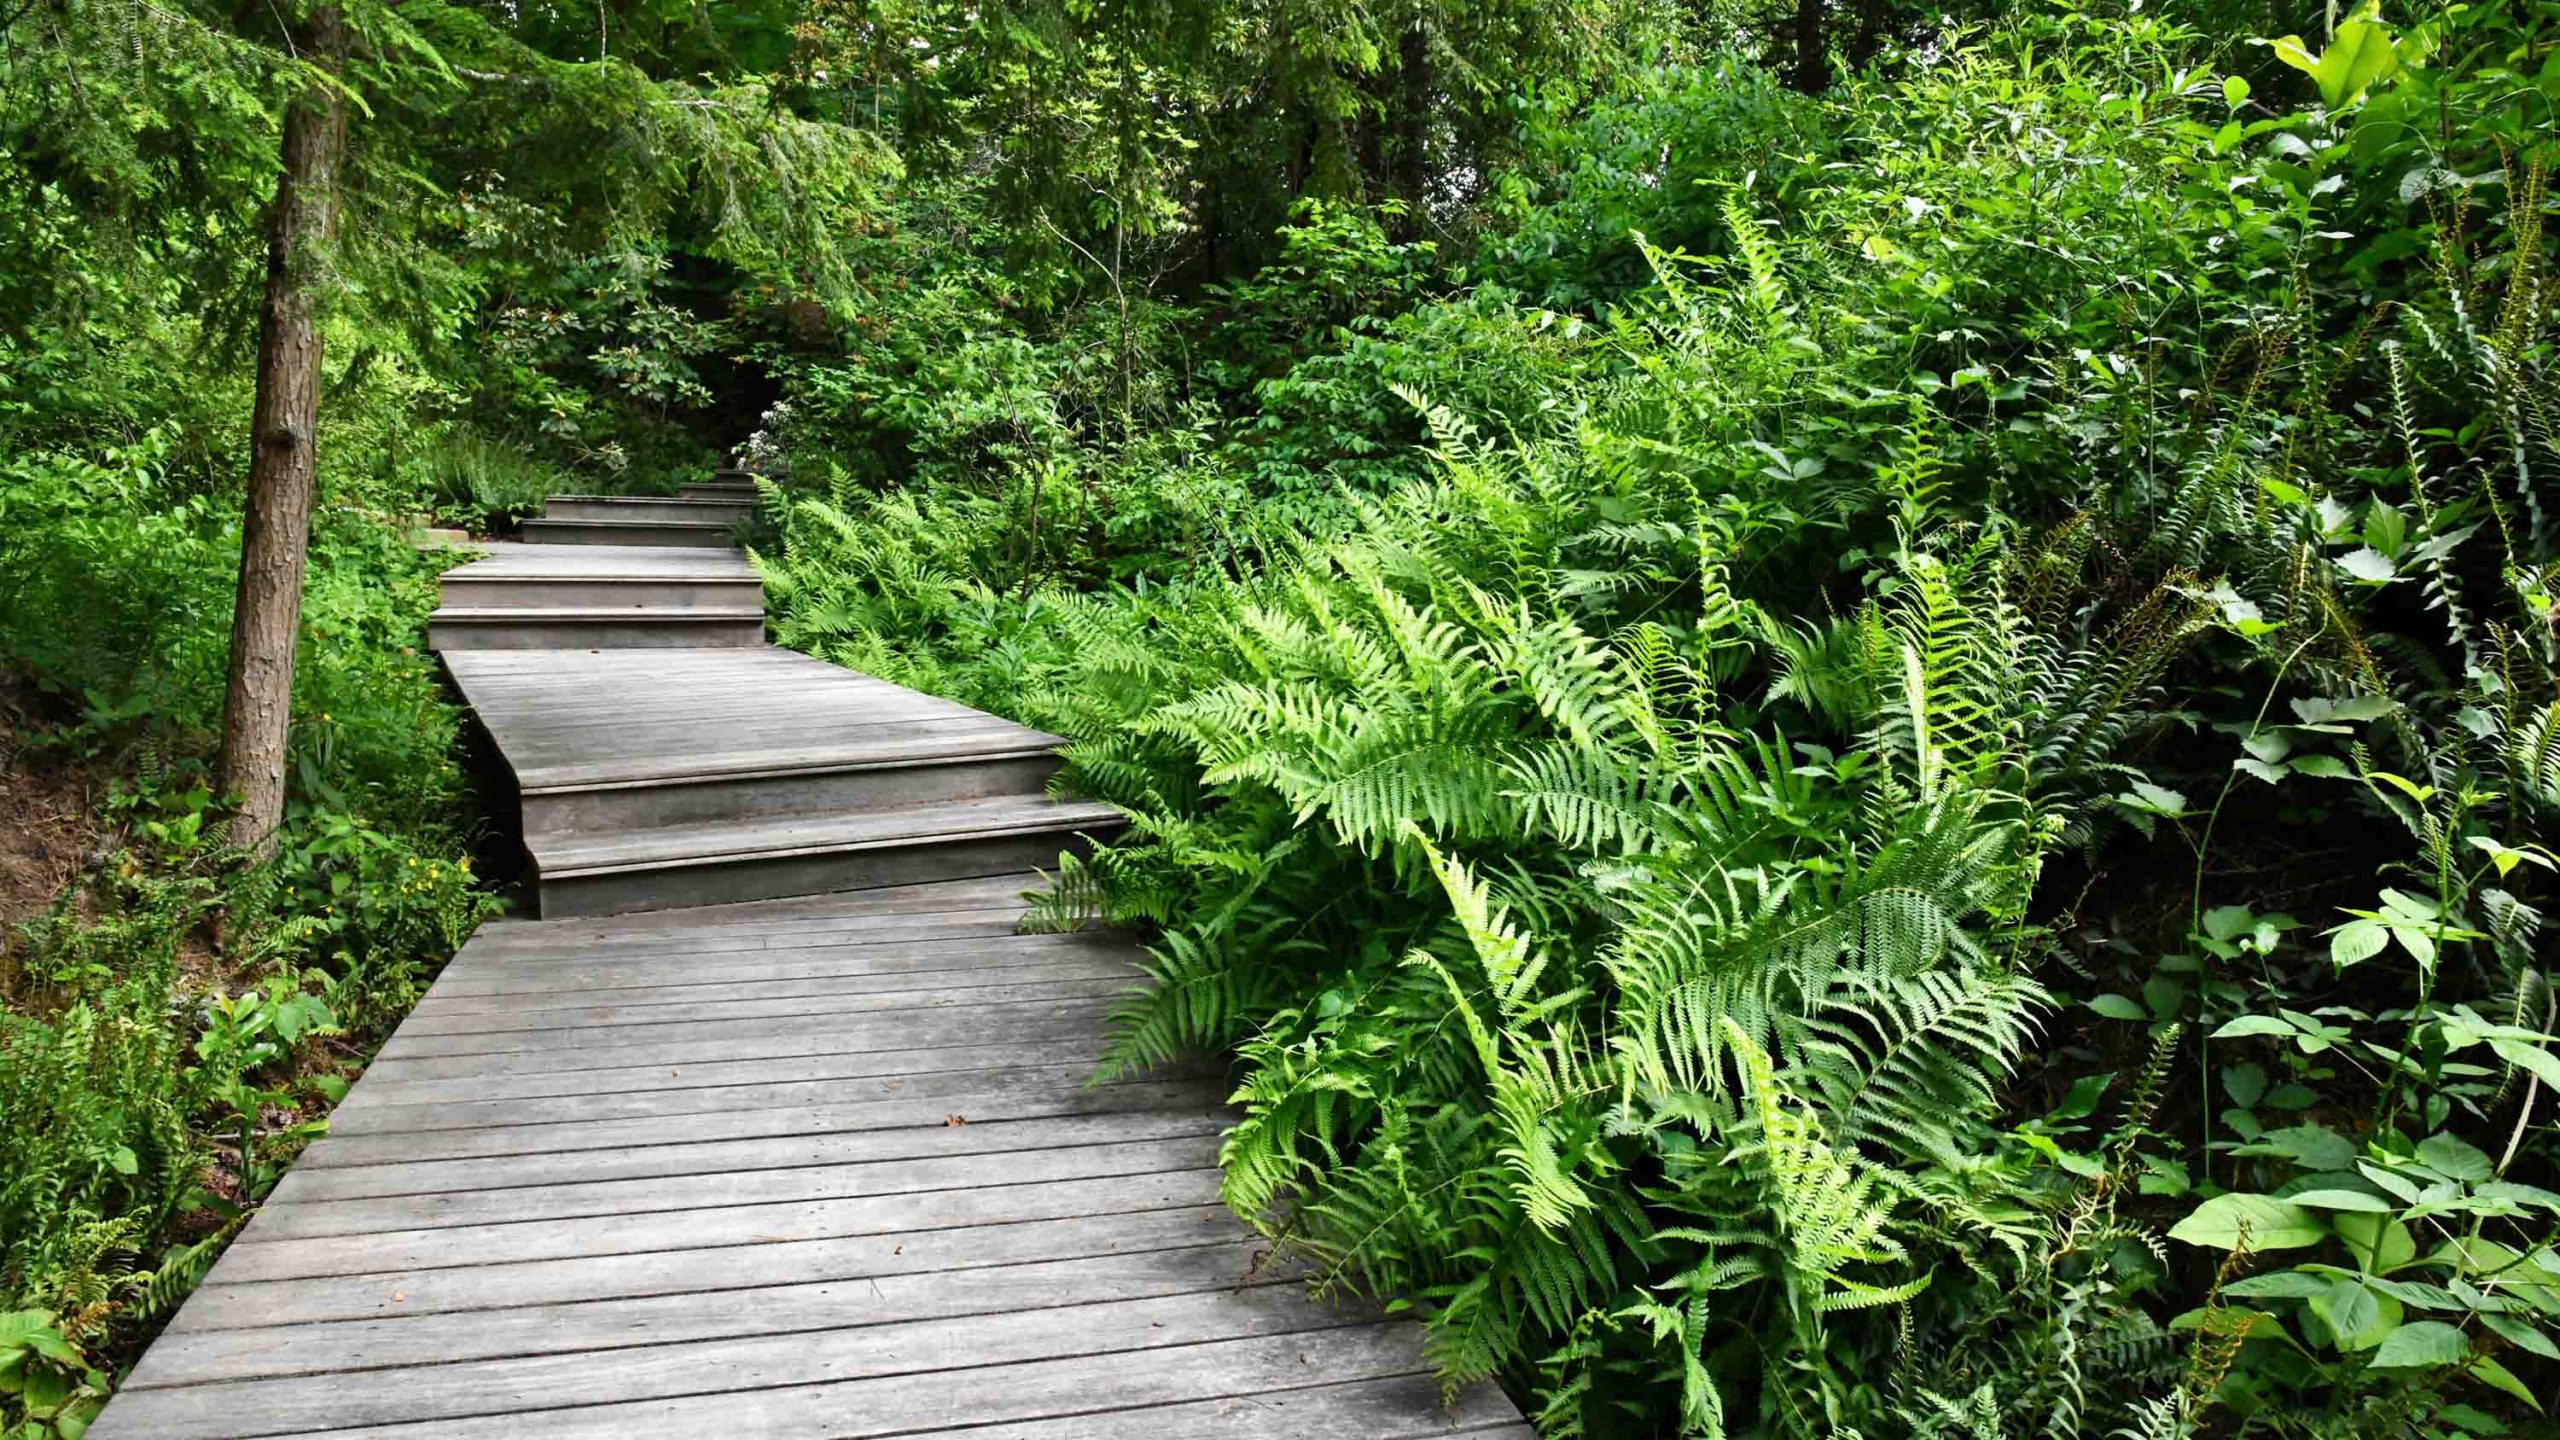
91 475 1526 1438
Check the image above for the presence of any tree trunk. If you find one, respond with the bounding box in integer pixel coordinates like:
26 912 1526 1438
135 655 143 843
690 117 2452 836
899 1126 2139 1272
218 4 348 857
1790 0 1829 94
1388 28 1429 238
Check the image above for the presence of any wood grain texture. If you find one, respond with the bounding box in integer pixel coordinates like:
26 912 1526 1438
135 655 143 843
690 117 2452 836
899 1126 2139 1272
91 537 1515 1436
95 903 1506 1440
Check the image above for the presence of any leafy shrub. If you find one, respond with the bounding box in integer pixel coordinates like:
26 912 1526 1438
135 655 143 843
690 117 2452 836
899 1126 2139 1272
760 7 2560 1433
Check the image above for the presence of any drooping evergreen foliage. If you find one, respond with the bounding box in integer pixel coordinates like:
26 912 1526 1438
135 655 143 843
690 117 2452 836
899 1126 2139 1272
5 0 2558 1431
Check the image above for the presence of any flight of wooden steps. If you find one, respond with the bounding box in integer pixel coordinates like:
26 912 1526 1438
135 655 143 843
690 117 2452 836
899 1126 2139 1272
86 467 1527 1439
429 471 1120 917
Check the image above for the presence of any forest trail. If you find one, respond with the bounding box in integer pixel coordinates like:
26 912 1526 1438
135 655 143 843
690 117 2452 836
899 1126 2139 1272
90 480 1527 1438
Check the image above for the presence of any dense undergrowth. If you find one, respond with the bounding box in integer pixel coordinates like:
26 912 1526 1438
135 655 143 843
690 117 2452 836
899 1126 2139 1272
749 6 2560 1435
0 4 746 1422
5 0 2556 1430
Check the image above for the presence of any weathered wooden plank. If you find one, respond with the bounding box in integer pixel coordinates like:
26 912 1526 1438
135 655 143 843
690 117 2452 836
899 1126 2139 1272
210 1168 1225 1282
530 797 1119 876
127 1241 1280 1387
245 1134 1225 1238
416 951 1129 1014
424 935 1125 1000
939 1378 1529 1440
354 1004 1122 1082
456 909 1035 952
494 871 1039 916
256 1324 1440 1440
294 1077 1221 1169
391 974 1130 1039
329 1035 1121 1114
371 993 1122 1062
450 914 1042 962
98 1288 1365 1437
268 1110 1232 1205
170 1205 1250 1331
323 1064 1209 1139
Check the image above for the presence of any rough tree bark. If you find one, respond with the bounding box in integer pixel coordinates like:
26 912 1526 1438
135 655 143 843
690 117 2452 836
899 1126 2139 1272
1790 0 1830 94
1388 27 1430 239
217 4 349 856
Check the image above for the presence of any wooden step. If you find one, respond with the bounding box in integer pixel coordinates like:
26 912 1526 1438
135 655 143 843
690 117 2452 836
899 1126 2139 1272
546 496 756 525
427 607 766 651
437 573 766 610
530 796 1125 918
520 516 739 547
522 744 1063 833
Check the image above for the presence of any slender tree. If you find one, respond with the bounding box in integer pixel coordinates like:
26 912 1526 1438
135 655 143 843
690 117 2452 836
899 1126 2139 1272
217 4 349 855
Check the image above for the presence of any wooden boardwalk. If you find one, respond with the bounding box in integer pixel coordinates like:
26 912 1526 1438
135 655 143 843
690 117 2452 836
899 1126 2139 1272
93 481 1525 1438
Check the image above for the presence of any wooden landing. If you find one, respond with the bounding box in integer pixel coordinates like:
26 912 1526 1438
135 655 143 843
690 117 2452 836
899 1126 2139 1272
95 506 1525 1436
94 879 1527 1438
441 647 1061 790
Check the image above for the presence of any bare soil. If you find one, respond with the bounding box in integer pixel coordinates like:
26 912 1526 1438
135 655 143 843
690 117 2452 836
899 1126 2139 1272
0 678 104 934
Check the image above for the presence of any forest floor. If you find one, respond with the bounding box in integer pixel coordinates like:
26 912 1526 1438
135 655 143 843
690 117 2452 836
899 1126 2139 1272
0 681 102 933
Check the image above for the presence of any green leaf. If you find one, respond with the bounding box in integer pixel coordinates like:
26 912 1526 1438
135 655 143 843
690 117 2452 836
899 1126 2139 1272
2468 1355 2544 1411
2051 1072 2113 1121
0 1312 79 1367
2330 919 2389 968
2415 1134 2493 1183
2311 17 2405 109
2289 1188 2393 1212
2336 547 2397 582
2223 74 2251 106
2170 1194 2329 1251
2088 994 2148 1020
2479 1312 2560 1361
2313 1278 2390 1350
2488 1036 2560 1091
2335 1212 2418 1273
2251 1125 2357 1171
2224 1271 2332 1299
2267 33 2320 77
2214 1015 2296 1040
2203 905 2259 941
2369 1319 2468 1368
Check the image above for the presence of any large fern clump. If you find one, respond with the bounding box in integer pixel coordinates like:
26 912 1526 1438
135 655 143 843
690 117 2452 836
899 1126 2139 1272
753 8 2560 1435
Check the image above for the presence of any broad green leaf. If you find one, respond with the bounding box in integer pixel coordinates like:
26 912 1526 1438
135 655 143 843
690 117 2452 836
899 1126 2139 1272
2288 1188 2393 1213
2267 33 2320 76
2088 994 2148 1021
2468 1355 2544 1410
2415 1134 2493 1183
0 1312 79 1366
2313 1278 2395 1350
2312 18 2404 108
2250 1125 2357 1170
2170 1194 2329 1251
2330 919 2389 968
2051 1072 2113 1121
2224 1271 2331 1299
2369 1319 2468 1368
2488 1036 2560 1091
2213 1015 2295 1040
2335 1213 2417 1273
2479 1312 2560 1361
